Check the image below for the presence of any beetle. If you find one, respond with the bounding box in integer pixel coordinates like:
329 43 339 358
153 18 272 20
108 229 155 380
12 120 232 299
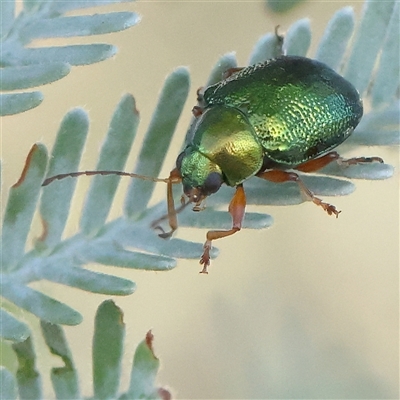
43 56 383 273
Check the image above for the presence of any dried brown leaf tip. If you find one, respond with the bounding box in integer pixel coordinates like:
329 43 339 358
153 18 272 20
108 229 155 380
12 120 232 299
158 387 172 400
145 330 158 359
13 144 39 188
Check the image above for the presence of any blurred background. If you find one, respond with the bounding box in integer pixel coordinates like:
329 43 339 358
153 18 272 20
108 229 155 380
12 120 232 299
2 0 399 398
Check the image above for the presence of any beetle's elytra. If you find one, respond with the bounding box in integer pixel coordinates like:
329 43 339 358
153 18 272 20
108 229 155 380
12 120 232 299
43 55 383 273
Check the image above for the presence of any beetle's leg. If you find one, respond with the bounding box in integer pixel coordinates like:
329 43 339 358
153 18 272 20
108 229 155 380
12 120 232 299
200 184 246 273
196 86 204 102
192 105 203 117
151 168 183 238
295 151 383 173
338 156 384 166
257 169 341 217
295 151 340 172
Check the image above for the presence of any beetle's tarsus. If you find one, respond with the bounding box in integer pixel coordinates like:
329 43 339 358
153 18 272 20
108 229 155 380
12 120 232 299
314 199 341 218
338 156 384 167
199 242 212 273
199 264 209 274
158 230 174 239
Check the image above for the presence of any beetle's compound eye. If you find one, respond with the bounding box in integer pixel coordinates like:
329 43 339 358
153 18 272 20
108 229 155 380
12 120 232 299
202 172 223 195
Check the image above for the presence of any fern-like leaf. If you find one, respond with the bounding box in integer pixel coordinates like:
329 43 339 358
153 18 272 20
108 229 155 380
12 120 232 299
1 2 399 342
1 301 169 399
0 0 139 115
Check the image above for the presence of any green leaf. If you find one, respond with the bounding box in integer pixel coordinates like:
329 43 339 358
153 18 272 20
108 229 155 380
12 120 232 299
40 321 80 399
14 44 117 66
8 302 170 399
43 264 136 295
205 53 237 87
1 2 398 341
124 67 190 218
350 102 400 146
49 0 134 14
86 241 176 271
20 12 140 40
284 18 311 56
0 63 70 90
344 0 396 94
127 331 160 399
371 1 400 107
1 0 15 37
0 0 139 114
0 367 18 400
38 109 89 250
315 7 355 70
179 209 274 230
0 309 30 342
0 92 43 115
93 300 125 400
1 144 47 270
12 337 42 400
321 162 394 180
249 32 284 65
1 280 82 325
81 94 140 236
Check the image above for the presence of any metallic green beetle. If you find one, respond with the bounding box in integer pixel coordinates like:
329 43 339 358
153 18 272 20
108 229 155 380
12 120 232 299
43 56 383 273
162 56 382 272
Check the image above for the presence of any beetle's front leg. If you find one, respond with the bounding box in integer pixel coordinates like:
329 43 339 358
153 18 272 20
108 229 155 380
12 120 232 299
151 168 183 238
200 184 246 273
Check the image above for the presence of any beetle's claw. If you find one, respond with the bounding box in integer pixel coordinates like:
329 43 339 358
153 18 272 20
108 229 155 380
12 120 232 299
153 225 174 239
158 230 174 239
338 156 384 167
199 241 211 273
310 196 341 218
199 264 209 274
322 202 341 218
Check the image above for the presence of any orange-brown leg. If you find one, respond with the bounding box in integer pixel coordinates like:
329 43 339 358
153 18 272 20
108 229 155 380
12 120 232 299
295 151 341 172
200 184 246 273
151 168 183 238
257 169 341 217
338 156 384 166
295 151 384 173
192 105 203 117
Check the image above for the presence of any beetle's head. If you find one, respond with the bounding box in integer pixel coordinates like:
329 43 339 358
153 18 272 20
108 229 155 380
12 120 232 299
176 146 223 210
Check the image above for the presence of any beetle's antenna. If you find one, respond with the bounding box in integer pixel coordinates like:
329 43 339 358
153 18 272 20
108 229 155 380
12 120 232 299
42 170 169 186
42 168 185 239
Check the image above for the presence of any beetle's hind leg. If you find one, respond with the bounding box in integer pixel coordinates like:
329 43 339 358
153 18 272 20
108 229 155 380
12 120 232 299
294 151 384 173
257 150 384 217
337 156 384 166
200 184 246 273
257 169 340 217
